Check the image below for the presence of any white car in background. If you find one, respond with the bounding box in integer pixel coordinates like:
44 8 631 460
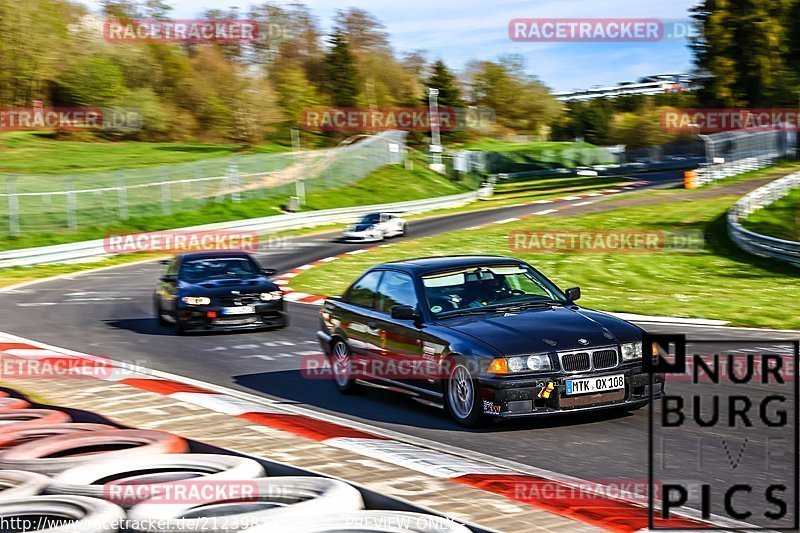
341 213 408 242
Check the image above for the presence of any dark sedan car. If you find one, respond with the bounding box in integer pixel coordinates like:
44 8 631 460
317 255 663 427
154 250 287 334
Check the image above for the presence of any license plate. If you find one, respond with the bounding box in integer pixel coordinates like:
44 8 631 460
221 306 255 315
566 374 625 395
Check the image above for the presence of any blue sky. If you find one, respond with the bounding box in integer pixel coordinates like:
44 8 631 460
83 0 697 91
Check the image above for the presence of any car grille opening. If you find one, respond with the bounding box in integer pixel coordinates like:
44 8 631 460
561 352 590 372
219 293 260 306
592 349 618 370
559 347 620 373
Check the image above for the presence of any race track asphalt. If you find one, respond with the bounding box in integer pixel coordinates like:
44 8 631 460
1 170 796 522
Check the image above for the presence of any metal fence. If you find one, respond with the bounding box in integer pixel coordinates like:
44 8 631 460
0 130 408 235
727 170 800 267
697 128 796 185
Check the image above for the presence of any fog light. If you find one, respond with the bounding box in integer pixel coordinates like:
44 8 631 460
207 311 217 319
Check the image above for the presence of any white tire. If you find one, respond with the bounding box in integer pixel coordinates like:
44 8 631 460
0 470 50 501
243 511 472 533
48 454 265 506
0 423 114 450
0 429 187 474
0 409 71 430
0 495 125 533
127 477 364 532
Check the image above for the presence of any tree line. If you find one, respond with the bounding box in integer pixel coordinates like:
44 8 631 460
0 0 560 146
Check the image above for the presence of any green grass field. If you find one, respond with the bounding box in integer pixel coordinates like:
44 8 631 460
0 157 467 251
458 138 615 174
0 131 290 174
742 188 800 242
291 177 800 330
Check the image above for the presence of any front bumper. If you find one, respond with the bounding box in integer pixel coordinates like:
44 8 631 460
178 301 287 331
477 365 663 417
341 231 382 241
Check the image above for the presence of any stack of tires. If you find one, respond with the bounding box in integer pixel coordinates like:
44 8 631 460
0 391 470 532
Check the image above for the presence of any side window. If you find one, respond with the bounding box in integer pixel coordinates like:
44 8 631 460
376 271 418 314
347 271 383 309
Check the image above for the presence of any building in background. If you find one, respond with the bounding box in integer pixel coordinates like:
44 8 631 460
553 74 694 102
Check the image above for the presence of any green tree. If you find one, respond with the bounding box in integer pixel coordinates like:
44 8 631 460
273 62 322 123
469 56 560 135
323 32 359 107
426 60 463 109
58 56 126 106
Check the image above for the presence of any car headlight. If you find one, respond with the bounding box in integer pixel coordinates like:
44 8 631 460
181 296 210 305
491 355 552 374
621 341 643 361
260 290 283 301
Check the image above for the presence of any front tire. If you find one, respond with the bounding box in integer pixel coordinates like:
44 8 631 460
174 314 188 335
154 300 168 327
445 363 484 427
331 340 360 394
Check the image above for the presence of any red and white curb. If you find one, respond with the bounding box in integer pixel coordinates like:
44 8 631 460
274 182 650 307
0 329 721 532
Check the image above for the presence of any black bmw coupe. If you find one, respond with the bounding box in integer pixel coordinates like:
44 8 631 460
154 250 287 334
317 255 663 426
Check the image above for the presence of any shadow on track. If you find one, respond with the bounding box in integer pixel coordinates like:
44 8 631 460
234 370 638 433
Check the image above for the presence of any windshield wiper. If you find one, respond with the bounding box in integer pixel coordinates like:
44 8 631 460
495 300 568 312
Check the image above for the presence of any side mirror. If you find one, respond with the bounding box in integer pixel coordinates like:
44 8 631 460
262 268 278 276
160 275 176 283
565 286 581 302
391 305 419 320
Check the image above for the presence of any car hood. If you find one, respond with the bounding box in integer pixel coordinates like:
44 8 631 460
349 224 375 232
439 306 642 356
179 276 279 295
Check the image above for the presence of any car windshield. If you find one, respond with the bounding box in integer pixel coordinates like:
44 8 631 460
422 264 566 316
358 214 381 224
179 257 260 281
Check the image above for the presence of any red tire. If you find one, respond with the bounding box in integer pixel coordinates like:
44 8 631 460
0 423 114 449
0 397 30 410
0 409 71 431
0 429 188 474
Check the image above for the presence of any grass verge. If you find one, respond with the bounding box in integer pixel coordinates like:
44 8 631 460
0 159 467 251
291 177 800 330
0 131 289 174
742 188 800 242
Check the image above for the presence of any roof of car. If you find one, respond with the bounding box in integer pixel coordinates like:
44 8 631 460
377 255 524 274
178 250 253 261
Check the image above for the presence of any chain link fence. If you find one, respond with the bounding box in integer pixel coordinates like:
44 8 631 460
696 128 796 185
0 131 407 235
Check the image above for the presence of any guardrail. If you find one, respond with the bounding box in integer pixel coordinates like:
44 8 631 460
727 171 800 267
0 191 478 268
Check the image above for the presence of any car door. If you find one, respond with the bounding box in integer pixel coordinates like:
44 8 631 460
373 270 434 392
340 270 385 364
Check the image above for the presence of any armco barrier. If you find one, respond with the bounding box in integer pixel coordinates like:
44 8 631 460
727 171 800 267
0 191 478 268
